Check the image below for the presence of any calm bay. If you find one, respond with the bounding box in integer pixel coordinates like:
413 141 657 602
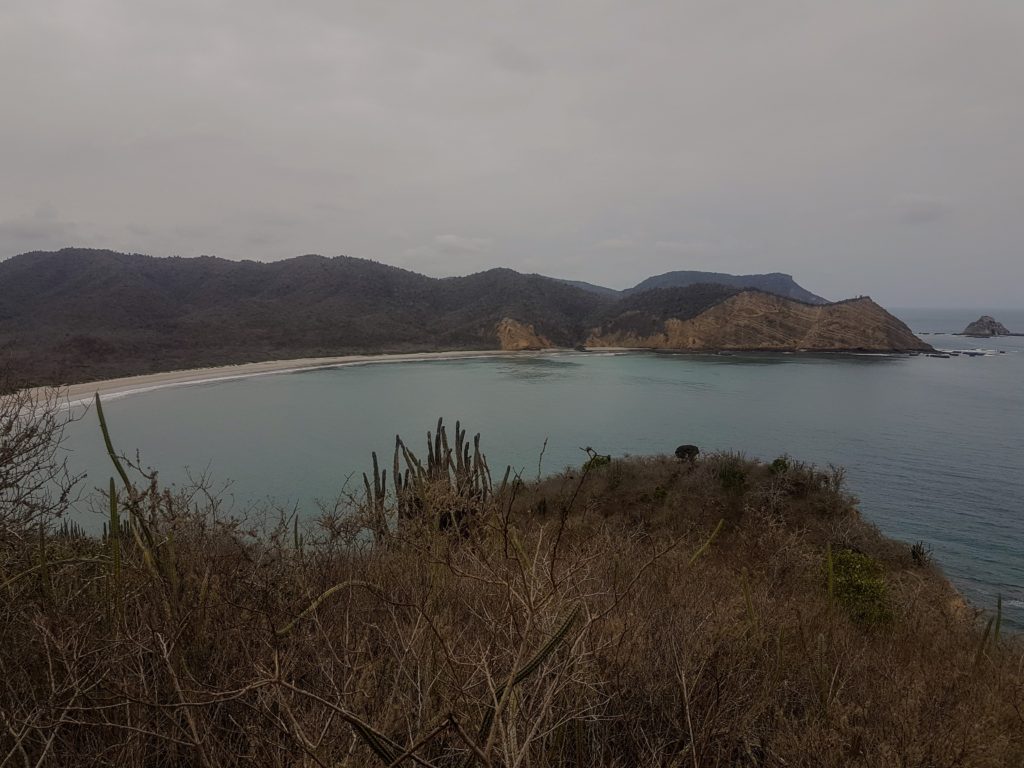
61 308 1024 628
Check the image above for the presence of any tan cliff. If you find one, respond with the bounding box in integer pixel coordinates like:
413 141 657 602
496 318 552 350
587 292 932 352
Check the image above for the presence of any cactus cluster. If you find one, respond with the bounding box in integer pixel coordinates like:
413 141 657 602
383 418 511 535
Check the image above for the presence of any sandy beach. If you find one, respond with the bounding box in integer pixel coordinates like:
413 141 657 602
54 349 542 406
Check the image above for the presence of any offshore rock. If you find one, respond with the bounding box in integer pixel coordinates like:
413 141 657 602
963 316 1010 337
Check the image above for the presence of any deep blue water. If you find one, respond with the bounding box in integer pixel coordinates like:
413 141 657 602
61 308 1024 628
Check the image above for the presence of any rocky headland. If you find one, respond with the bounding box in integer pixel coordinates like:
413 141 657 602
585 292 932 354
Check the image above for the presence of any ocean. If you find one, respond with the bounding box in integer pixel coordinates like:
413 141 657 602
59 307 1024 628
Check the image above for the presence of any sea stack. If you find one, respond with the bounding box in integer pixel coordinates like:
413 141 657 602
962 315 1010 336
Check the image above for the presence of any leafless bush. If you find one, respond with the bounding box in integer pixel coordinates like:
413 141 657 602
0 377 82 538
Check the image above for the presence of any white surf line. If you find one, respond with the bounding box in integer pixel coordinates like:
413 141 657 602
59 350 557 409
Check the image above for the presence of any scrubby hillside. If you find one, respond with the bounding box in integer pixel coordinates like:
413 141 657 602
0 406 1019 766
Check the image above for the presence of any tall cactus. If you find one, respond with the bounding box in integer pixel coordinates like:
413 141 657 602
382 418 510 533
108 477 122 618
361 451 388 543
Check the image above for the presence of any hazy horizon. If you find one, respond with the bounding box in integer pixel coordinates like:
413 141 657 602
2 2 1022 307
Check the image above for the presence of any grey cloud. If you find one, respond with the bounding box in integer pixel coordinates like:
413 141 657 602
433 235 493 255
1 1 1022 306
400 234 496 275
595 239 636 250
0 205 80 249
891 195 953 226
488 41 545 74
654 241 713 255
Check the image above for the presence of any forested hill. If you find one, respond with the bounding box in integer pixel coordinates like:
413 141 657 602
625 270 828 303
0 249 614 384
556 270 828 303
0 249 926 386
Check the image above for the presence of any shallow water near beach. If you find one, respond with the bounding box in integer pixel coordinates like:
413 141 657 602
61 308 1024 628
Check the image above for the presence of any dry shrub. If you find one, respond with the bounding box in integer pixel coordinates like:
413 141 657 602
0 379 82 536
0 402 1021 766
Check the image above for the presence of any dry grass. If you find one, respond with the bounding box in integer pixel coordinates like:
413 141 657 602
0 406 1022 766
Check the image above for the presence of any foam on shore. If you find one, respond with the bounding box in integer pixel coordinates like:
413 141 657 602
56 350 554 409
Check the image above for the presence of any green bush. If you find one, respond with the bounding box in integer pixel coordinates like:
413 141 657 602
769 456 790 475
716 458 748 494
911 541 932 567
582 447 611 472
605 461 625 490
638 483 670 506
829 548 892 625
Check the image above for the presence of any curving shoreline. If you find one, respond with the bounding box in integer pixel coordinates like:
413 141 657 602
44 344 923 407
52 349 562 407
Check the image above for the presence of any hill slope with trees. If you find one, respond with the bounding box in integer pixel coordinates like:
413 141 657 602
625 270 828 303
0 249 926 385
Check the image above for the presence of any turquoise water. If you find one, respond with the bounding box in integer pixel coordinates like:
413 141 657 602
61 308 1024 628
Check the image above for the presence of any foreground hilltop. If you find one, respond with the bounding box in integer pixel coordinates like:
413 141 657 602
0 249 929 385
1 402 1020 764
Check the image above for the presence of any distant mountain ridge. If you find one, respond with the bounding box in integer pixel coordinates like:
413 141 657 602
624 270 828 304
552 278 622 298
554 270 827 304
0 249 926 386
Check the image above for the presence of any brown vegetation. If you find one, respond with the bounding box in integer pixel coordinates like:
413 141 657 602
0 374 81 533
0 391 1020 766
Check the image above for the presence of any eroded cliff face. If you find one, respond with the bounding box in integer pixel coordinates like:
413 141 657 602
496 318 552 350
587 293 932 352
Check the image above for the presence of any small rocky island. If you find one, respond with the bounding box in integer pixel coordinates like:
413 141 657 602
962 315 1011 336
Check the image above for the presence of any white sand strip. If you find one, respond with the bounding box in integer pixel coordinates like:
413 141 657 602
48 349 551 407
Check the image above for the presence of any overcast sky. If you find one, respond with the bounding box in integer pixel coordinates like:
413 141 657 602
1 2 1022 307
